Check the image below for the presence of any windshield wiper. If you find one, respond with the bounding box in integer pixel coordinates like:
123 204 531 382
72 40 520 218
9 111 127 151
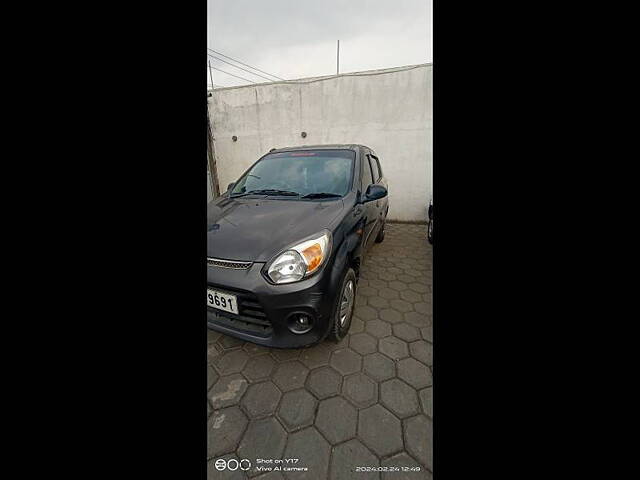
231 189 300 198
301 192 342 199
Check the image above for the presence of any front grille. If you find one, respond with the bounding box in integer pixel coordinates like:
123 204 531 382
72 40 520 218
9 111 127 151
207 257 253 270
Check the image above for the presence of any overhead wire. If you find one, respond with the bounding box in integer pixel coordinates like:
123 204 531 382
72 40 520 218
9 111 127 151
208 65 255 84
207 52 278 83
207 48 285 81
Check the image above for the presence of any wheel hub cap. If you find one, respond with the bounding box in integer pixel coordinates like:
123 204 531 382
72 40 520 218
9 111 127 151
340 280 355 326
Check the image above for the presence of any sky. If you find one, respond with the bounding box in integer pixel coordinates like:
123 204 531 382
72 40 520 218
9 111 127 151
207 0 432 88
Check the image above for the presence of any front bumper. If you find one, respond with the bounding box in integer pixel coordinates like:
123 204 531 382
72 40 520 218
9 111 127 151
207 261 337 348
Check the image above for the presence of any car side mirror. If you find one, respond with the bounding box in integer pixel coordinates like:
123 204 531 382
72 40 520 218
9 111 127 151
365 184 388 202
227 182 235 192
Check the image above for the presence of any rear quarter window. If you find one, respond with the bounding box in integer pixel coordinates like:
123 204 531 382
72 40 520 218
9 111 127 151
369 156 380 182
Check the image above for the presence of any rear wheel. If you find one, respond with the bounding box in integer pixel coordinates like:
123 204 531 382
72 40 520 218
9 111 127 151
328 268 357 342
427 220 433 244
375 221 386 243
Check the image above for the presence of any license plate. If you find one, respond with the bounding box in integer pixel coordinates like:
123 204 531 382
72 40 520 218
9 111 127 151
207 289 238 315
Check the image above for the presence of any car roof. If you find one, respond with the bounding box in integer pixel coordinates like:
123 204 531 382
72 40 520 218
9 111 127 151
267 144 371 154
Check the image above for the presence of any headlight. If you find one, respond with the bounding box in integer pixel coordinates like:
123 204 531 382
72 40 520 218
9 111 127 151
266 231 332 284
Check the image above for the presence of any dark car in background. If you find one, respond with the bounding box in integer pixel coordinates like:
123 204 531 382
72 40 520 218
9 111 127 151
207 144 389 348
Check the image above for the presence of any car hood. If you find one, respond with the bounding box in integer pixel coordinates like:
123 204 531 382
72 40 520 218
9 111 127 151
207 196 345 262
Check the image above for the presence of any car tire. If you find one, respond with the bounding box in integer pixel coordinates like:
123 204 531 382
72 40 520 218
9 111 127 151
328 268 357 342
427 220 433 244
375 222 386 243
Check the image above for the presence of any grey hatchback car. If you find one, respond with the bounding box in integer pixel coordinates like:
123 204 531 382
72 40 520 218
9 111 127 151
207 144 389 348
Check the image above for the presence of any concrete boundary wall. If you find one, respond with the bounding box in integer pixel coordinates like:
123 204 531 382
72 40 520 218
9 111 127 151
208 64 432 222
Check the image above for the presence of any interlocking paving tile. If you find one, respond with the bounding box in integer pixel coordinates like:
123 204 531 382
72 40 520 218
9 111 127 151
283 427 330 480
214 349 250 376
277 389 317 431
400 269 419 279
404 311 430 328
243 354 277 382
369 279 389 290
380 378 420 419
397 274 418 284
306 367 342 399
207 406 248 458
350 333 378 355
392 323 421 342
272 361 309 391
409 341 432 366
241 381 282 418
208 343 222 365
326 335 350 351
408 282 429 294
363 353 396 382
367 296 391 309
330 439 380 480
365 319 393 338
379 308 403 324
358 404 404 457
379 337 409 360
390 299 414 314
378 271 397 282
299 345 332 369
380 452 427 479
350 316 365 334
208 365 219 391
271 349 301 363
354 305 378 321
218 335 245 350
238 417 287 477
397 357 432 389
209 374 248 409
358 285 379 297
404 415 432 471
315 396 357 444
400 289 423 303
343 372 378 408
208 330 222 344
388 280 408 292
330 348 362 375
420 326 433 343
243 342 271 357
419 387 432 418
413 302 431 315
379 287 400 300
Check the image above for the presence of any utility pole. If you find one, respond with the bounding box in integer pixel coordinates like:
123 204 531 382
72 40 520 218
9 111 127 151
207 98 220 198
336 40 340 75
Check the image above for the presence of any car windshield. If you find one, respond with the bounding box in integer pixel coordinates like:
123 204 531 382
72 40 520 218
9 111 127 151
231 150 355 198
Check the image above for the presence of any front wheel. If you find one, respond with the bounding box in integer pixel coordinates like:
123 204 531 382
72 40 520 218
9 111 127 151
328 268 357 342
